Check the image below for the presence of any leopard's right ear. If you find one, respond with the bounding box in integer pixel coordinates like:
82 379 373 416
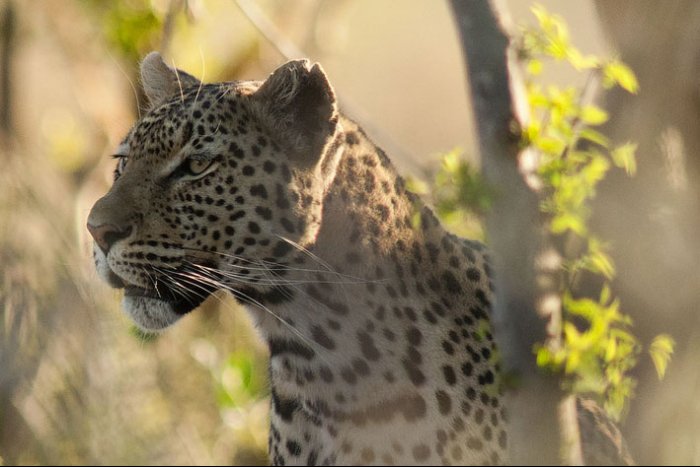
251 60 339 168
140 52 200 109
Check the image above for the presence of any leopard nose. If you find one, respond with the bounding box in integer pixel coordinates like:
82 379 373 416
87 222 133 254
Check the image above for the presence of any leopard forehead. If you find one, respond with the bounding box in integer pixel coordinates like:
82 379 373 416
122 81 263 167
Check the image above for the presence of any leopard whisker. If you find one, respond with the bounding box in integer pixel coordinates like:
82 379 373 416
152 266 209 302
273 235 337 274
176 265 330 354
192 262 371 287
181 261 271 288
194 261 352 327
181 247 378 284
158 270 241 317
272 235 362 312
177 261 379 331
142 266 166 300
169 268 328 361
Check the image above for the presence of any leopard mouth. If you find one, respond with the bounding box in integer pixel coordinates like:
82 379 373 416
117 280 217 332
100 262 221 331
122 277 217 316
94 244 224 330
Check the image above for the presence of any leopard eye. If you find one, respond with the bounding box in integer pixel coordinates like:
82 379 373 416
112 154 128 180
172 157 219 181
117 156 128 173
187 158 211 175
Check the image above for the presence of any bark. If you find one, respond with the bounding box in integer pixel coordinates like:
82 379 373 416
450 1 564 464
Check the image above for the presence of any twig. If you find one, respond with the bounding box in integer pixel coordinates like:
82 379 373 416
562 69 602 160
234 0 305 59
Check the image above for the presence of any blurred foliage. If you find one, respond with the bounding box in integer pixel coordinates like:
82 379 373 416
407 148 491 241
128 324 161 343
41 108 89 174
0 1 270 465
82 0 164 62
518 4 673 420
190 336 270 465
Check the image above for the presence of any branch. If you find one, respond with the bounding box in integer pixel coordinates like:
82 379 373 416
234 0 305 59
450 0 565 463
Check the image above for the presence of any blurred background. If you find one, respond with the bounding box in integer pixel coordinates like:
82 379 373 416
0 0 698 464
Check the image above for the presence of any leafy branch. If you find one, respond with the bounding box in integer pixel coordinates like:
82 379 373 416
421 4 675 422
519 4 673 420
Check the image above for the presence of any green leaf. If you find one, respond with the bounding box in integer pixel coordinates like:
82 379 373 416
411 209 422 230
580 105 609 125
571 375 606 394
551 213 586 235
578 128 610 148
649 334 675 379
536 345 554 368
531 4 551 26
564 294 599 321
405 176 429 195
605 338 617 363
527 58 543 76
582 156 610 186
534 133 567 155
589 251 615 279
611 142 638 176
567 48 600 70
603 60 639 94
441 147 463 172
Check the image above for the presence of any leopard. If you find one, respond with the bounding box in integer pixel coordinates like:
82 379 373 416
87 52 632 466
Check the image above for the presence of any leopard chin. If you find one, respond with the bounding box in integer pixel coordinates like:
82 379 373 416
122 295 184 331
94 249 219 331
119 275 218 331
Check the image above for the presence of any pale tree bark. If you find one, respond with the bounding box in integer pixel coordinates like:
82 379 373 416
593 1 700 464
450 1 567 464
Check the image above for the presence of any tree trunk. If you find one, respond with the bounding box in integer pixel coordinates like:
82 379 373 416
450 1 564 463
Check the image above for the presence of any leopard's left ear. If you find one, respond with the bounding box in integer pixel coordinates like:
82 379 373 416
140 52 200 109
252 60 339 167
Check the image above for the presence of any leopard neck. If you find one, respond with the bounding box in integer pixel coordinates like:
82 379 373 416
311 116 446 278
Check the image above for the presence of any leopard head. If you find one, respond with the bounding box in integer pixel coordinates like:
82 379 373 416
87 52 342 331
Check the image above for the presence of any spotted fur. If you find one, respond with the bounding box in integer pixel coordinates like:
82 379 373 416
88 53 631 466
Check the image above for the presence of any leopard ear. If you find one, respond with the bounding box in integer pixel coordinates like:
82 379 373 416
252 60 339 167
140 52 200 109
